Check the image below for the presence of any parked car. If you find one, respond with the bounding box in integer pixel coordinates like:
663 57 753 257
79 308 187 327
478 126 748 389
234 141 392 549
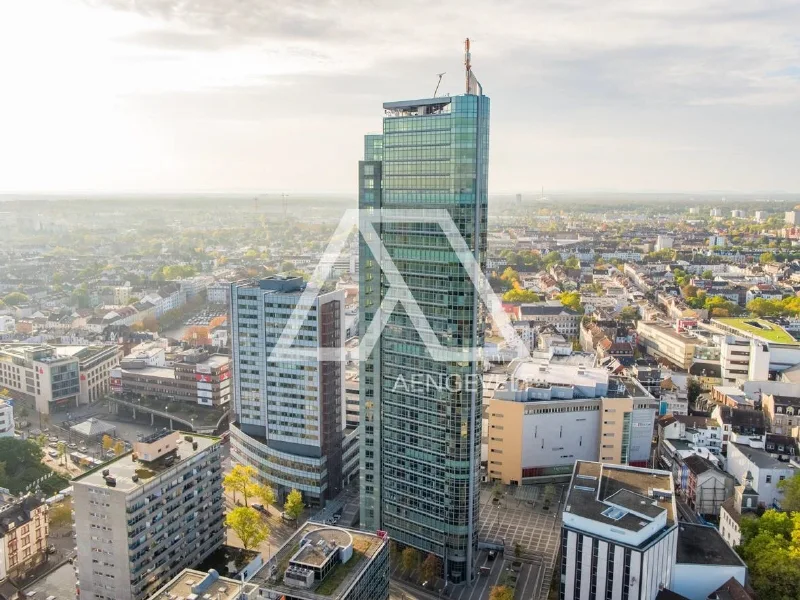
30 428 41 436
281 511 297 523
47 450 58 458
49 435 58 443
252 503 266 513
68 442 78 449
106 450 116 458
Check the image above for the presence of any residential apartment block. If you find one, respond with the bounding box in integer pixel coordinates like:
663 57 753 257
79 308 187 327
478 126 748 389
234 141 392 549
726 439 797 509
73 431 224 600
0 495 49 582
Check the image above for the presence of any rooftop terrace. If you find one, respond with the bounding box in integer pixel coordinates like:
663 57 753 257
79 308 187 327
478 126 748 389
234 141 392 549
713 318 799 345
251 523 386 600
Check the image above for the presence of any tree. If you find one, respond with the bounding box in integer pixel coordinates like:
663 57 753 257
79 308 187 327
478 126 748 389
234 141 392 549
502 288 540 303
420 553 442 582
499 267 520 285
254 483 276 513
284 488 304 522
489 585 515 600
760 251 776 265
738 509 800 600
619 306 639 322
401 546 421 574
102 435 113 452
113 440 125 456
701 270 714 280
543 251 562 267
225 506 269 550
778 472 800 512
35 434 48 449
558 291 582 312
224 464 257 506
49 502 72 528
564 255 580 269
184 326 211 346
57 441 67 467
3 292 29 306
0 438 67 495
687 377 703 405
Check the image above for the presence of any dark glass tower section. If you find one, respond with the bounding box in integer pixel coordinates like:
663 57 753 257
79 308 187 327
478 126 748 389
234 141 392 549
359 90 489 582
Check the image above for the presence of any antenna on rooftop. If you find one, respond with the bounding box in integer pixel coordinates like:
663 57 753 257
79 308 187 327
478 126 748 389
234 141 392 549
464 38 482 95
464 38 471 94
434 72 446 97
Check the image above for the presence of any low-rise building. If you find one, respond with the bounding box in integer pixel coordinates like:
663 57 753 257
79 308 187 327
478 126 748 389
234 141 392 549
719 472 760 548
636 322 698 370
518 303 581 338
680 455 734 518
761 392 800 436
146 569 259 600
111 350 231 407
726 439 797 508
0 495 49 582
247 523 389 600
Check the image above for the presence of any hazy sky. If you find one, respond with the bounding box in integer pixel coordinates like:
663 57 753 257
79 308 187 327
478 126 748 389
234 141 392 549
1 0 799 194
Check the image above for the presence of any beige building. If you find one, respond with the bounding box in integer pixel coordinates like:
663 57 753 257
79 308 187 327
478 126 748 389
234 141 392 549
0 495 49 582
636 321 698 369
761 393 800 436
486 359 657 484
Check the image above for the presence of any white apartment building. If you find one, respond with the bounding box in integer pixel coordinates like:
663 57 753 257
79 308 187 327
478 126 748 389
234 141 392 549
726 439 797 508
636 322 697 370
73 431 224 600
206 282 230 306
0 398 14 437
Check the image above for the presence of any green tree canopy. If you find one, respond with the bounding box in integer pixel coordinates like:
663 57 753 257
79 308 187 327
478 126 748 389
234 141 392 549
778 472 800 512
226 506 269 550
738 510 800 600
283 488 304 521
3 292 29 306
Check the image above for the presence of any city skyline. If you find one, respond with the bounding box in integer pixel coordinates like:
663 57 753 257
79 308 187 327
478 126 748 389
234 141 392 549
2 0 799 194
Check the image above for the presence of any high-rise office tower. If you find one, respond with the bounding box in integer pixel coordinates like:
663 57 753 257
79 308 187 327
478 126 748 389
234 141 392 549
359 40 489 582
230 276 348 506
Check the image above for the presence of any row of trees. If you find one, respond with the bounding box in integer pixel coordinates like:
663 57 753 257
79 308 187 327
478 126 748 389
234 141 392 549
747 296 800 317
222 465 306 551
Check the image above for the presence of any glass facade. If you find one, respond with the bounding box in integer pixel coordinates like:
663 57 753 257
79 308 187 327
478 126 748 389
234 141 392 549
359 93 489 583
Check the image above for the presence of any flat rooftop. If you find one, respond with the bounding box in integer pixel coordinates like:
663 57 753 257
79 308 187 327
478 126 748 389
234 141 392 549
640 322 697 343
293 529 353 568
676 523 746 566
73 433 218 493
147 568 258 600
120 364 176 379
251 523 386 600
565 461 675 541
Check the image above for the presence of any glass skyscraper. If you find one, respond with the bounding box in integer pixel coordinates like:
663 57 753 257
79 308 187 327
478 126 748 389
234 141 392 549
358 79 489 582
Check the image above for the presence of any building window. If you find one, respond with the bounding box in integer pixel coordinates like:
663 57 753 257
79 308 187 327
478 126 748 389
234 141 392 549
766 475 772 484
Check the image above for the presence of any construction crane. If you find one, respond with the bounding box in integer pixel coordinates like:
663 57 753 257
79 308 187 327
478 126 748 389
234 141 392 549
433 72 446 97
